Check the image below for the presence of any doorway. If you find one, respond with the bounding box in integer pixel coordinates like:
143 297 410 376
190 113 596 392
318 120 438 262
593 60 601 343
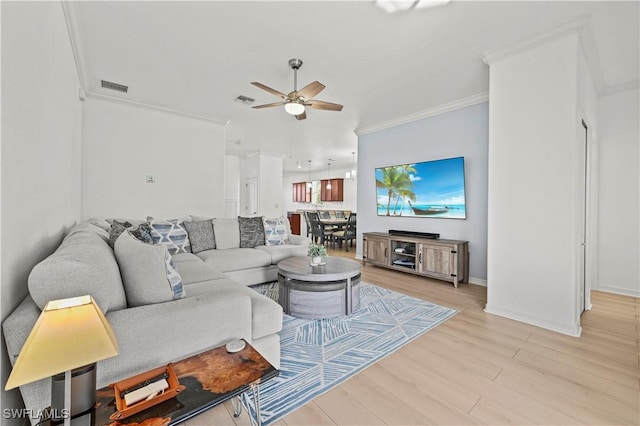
579 120 588 314
246 177 258 216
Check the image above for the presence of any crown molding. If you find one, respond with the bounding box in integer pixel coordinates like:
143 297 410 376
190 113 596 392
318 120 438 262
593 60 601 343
482 17 606 95
482 17 587 65
355 91 488 136
62 2 229 125
600 79 640 98
86 91 230 125
61 1 87 96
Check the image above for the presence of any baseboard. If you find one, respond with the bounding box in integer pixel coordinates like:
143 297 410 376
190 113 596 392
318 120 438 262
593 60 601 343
484 304 582 337
468 277 487 286
594 284 640 298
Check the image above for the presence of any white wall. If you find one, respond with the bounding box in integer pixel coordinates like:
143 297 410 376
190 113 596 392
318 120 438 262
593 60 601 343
357 102 489 282
485 34 587 336
81 97 226 219
224 155 240 218
597 88 640 297
259 154 284 217
1 1 83 418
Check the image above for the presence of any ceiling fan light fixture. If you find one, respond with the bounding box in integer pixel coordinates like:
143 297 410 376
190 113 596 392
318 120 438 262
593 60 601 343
284 101 305 116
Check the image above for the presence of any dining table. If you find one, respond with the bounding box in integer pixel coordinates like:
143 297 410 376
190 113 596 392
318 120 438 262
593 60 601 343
319 218 348 231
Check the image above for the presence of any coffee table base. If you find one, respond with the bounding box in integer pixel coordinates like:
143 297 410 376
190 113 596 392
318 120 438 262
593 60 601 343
278 273 361 319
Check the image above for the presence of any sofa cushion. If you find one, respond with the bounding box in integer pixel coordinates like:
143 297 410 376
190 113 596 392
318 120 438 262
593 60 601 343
263 216 290 246
28 225 127 314
115 232 185 307
196 248 271 272
212 218 240 249
149 217 192 254
172 255 228 285
183 219 216 253
238 216 265 248
184 280 283 340
255 244 309 264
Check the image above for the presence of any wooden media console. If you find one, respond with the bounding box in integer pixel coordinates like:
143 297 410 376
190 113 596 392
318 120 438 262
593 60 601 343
362 232 469 287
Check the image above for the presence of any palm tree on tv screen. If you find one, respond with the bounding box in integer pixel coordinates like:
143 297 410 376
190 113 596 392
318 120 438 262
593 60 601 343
376 165 416 216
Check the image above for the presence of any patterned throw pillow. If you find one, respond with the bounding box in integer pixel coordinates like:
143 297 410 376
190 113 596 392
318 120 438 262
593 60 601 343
263 216 290 246
238 216 265 248
108 221 153 248
149 217 192 255
164 251 185 300
183 220 216 253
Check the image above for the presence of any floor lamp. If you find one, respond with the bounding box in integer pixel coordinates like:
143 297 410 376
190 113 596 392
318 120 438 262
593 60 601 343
5 295 119 425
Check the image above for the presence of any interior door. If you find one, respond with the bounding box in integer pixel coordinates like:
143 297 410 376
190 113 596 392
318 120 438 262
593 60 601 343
246 177 258 216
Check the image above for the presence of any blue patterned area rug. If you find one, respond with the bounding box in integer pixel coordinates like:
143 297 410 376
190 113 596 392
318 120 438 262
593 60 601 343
244 282 457 425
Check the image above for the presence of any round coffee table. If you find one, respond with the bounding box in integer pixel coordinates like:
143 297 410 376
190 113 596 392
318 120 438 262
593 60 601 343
277 256 362 319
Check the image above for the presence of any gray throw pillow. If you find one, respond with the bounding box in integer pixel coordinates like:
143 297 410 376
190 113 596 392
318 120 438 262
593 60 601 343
183 220 216 253
238 216 265 248
114 231 185 307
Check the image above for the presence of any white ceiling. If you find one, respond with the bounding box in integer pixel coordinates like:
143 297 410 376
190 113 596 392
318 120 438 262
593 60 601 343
65 1 639 173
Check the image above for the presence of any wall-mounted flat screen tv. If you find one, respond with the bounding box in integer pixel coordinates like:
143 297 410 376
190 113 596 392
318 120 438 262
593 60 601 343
376 156 466 219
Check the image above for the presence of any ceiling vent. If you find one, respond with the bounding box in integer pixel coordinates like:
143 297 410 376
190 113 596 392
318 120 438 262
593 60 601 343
101 80 128 93
234 95 255 105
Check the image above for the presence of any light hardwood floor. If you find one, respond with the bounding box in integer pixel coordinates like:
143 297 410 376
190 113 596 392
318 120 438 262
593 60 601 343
187 246 640 425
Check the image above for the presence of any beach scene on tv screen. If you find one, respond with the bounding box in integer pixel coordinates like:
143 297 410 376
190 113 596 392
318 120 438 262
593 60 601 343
376 156 466 219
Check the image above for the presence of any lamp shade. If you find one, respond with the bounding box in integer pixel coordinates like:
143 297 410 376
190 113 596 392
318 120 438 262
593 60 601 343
5 295 118 390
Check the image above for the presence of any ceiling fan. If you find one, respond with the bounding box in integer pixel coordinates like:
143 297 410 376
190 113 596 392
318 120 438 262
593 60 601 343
251 58 343 120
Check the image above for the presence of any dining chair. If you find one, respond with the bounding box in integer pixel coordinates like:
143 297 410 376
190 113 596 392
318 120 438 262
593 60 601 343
308 212 333 246
303 211 312 238
332 213 356 252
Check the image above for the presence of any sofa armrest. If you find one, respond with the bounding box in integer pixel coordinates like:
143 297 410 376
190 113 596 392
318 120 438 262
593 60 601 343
3 295 40 365
288 235 310 246
102 293 253 385
3 293 254 419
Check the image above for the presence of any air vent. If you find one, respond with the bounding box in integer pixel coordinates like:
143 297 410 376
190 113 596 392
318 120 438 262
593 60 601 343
101 80 128 93
234 95 255 105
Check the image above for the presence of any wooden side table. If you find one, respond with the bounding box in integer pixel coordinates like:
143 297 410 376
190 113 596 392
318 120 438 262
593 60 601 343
41 340 277 425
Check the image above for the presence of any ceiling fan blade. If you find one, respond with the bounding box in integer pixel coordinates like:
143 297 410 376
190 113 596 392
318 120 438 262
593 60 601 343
295 111 307 120
252 102 285 109
251 82 287 99
297 81 325 100
307 100 344 111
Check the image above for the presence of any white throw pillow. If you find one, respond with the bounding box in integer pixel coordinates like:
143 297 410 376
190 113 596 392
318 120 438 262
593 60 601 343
212 218 240 250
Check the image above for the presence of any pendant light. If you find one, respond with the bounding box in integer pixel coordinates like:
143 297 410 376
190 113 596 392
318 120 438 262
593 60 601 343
326 161 332 190
307 160 312 188
345 152 357 180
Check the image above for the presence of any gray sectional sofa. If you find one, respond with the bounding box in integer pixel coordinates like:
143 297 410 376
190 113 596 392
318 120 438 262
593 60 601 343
3 215 309 421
